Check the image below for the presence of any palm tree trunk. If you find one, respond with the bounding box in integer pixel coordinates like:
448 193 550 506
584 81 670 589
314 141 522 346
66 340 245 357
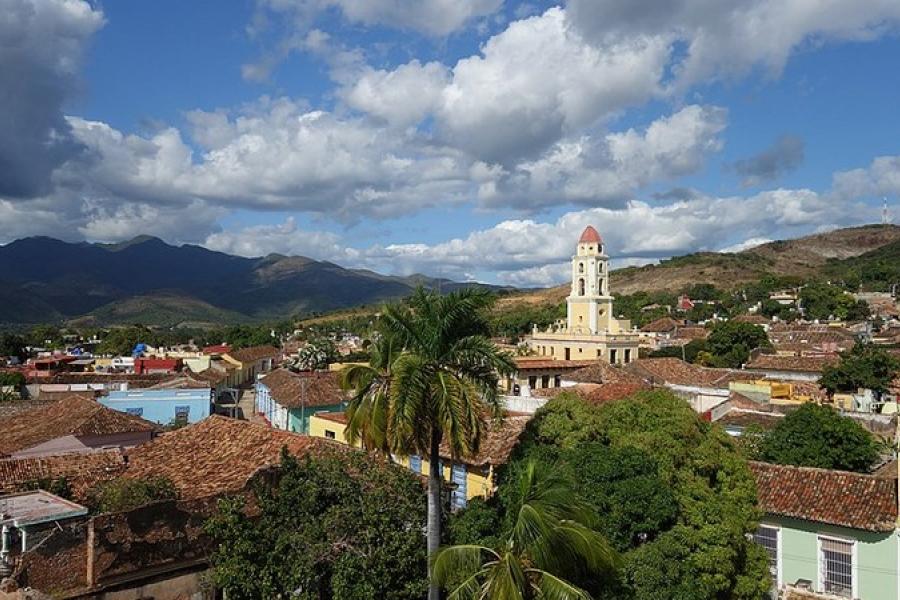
427 427 442 600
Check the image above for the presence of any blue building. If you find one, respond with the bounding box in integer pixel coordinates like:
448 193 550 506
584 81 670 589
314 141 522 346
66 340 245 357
100 388 212 425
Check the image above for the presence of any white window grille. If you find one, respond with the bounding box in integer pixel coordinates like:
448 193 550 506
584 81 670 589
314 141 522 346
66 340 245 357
753 526 779 586
819 536 853 598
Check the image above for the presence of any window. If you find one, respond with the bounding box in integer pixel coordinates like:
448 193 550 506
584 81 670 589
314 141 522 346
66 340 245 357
409 455 422 473
578 278 585 296
609 349 617 364
125 407 143 417
174 405 190 420
325 430 336 439
578 262 584 274
541 375 549 388
451 463 467 510
624 349 631 364
753 526 779 587
564 348 571 360
819 536 854 598
554 375 561 387
528 375 537 389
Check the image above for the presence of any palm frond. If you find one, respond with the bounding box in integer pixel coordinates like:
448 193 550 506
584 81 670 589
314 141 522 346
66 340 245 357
528 569 593 600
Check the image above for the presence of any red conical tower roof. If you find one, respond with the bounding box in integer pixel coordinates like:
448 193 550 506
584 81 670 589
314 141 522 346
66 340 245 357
578 225 602 244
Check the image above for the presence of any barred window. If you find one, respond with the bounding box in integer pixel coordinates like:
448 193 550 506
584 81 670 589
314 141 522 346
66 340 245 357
753 526 779 583
820 537 853 598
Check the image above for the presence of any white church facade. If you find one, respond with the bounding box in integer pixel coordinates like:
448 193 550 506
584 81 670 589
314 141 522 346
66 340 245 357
528 226 640 365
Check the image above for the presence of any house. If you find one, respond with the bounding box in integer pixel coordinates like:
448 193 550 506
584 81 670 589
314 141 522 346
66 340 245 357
122 415 342 501
750 461 898 600
503 357 597 396
0 394 159 458
223 345 279 386
132 357 182 375
309 411 532 509
528 227 641 364
6 417 345 599
0 449 126 501
625 357 741 413
0 490 89 576
99 387 212 425
638 317 681 349
743 354 839 382
256 368 344 433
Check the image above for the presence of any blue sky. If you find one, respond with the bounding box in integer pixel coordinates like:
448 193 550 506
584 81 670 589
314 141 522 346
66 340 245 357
3 0 900 285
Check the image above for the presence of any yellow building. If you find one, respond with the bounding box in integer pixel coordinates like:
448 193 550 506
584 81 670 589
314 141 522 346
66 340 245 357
528 226 640 365
309 410 532 509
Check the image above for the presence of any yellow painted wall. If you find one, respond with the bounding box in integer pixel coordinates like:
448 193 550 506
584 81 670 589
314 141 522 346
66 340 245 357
308 414 495 501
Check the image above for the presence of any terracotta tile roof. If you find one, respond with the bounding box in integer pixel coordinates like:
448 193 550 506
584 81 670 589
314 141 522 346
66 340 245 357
147 373 212 390
314 411 350 425
514 358 599 371
0 395 160 457
715 409 783 430
744 354 839 373
731 314 770 325
123 415 344 500
563 362 645 385
626 358 739 388
188 367 228 385
873 459 898 480
0 397 58 420
750 461 897 532
227 345 279 364
0 449 126 501
259 368 344 408
441 414 533 467
532 382 647 405
640 317 681 333
672 326 709 340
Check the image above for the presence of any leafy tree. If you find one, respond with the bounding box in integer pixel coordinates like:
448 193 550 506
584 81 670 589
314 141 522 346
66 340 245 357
86 476 177 513
0 333 27 362
205 450 428 600
96 325 155 356
340 288 515 600
756 403 880 472
799 283 867 321
820 343 900 396
294 337 338 370
705 321 769 368
476 391 770 600
433 461 620 600
0 371 25 387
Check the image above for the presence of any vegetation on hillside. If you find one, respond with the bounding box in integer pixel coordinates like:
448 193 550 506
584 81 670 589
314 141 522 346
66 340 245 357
450 391 770 600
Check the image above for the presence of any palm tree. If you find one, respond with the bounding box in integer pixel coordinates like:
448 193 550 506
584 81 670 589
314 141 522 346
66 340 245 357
340 287 516 600
432 461 620 599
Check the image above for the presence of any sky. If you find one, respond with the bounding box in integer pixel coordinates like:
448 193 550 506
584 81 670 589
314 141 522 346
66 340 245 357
2 0 900 286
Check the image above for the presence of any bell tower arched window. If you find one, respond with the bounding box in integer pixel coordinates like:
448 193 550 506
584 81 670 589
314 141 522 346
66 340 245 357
578 278 585 296
578 262 584 274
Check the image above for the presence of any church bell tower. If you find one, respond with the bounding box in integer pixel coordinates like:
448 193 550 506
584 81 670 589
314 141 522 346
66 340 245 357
566 226 614 334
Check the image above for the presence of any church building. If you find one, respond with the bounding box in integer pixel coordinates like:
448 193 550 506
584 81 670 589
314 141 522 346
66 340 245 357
528 226 640 365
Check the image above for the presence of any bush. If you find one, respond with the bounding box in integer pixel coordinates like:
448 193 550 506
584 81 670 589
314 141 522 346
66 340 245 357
87 476 178 513
756 403 880 473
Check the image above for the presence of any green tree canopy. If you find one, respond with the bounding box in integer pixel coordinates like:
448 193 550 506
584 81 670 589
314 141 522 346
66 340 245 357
205 450 428 600
86 476 177 513
434 460 620 600
0 333 27 361
756 403 881 473
820 342 900 396
705 321 770 368
453 391 769 600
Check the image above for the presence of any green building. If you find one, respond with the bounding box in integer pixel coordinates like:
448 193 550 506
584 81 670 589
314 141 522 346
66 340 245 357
751 461 898 600
256 368 345 434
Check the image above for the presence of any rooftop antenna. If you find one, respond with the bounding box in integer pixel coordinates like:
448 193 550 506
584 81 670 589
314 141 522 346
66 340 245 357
883 197 891 225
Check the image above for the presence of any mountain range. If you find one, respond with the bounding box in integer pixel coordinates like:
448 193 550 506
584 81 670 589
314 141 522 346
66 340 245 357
0 236 509 326
2 225 899 327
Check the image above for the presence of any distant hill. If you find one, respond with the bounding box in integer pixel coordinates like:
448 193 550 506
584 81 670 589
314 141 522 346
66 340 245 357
499 224 900 308
0 236 512 326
